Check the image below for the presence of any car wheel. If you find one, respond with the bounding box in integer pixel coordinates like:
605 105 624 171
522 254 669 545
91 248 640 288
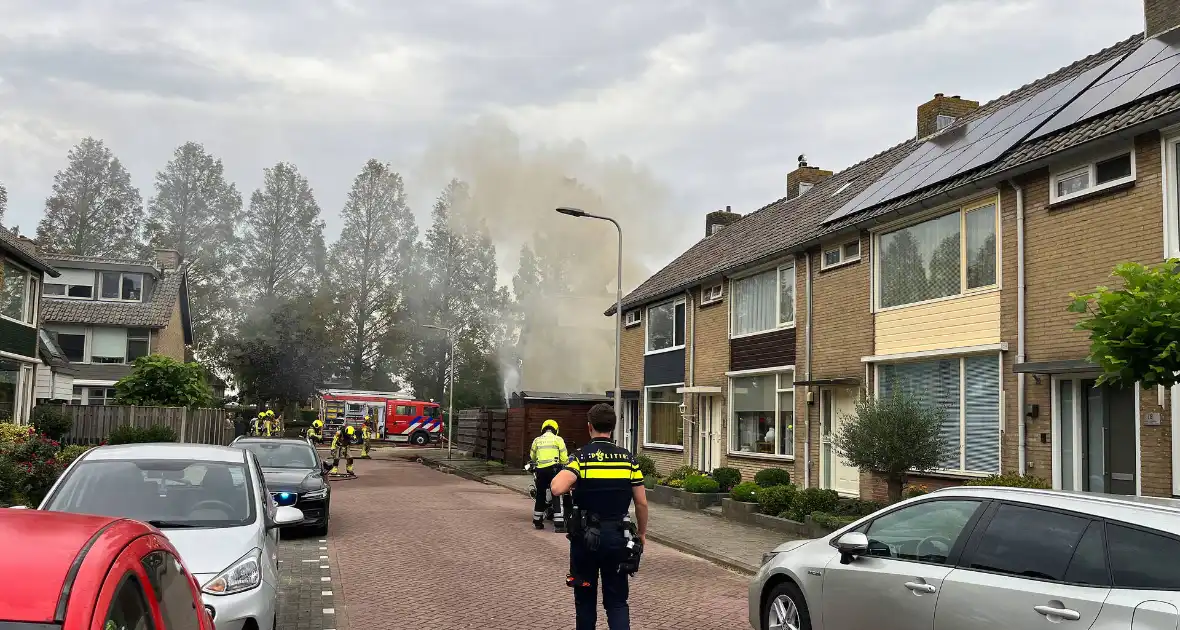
410 431 429 446
761 581 810 630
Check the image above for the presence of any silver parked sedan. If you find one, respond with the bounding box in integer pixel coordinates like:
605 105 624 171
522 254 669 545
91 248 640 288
39 443 303 630
751 486 1180 630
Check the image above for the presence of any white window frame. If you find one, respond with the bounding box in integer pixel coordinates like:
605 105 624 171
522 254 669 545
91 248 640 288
643 382 685 450
126 328 151 363
872 195 1000 312
729 262 796 339
644 297 686 355
726 367 795 460
624 309 641 328
24 275 37 326
871 352 1003 477
701 283 723 306
46 326 89 364
1161 130 1180 258
821 239 862 270
99 271 144 302
1049 147 1136 204
43 269 96 300
0 260 32 327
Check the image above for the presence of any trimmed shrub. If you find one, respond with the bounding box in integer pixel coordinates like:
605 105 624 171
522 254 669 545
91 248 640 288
810 511 860 530
665 478 683 488
0 423 33 446
710 467 742 493
636 455 657 478
32 406 73 442
682 474 721 493
58 444 93 467
642 477 656 490
904 483 931 498
788 487 840 522
106 424 179 445
757 484 798 517
665 466 697 482
832 497 885 518
965 473 1051 489
4 433 64 506
730 481 760 503
754 468 791 488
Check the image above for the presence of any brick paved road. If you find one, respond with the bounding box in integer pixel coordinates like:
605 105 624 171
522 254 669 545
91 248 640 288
322 457 750 630
277 529 341 630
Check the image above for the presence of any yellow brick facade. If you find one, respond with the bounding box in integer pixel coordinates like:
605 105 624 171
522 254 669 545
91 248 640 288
150 301 187 361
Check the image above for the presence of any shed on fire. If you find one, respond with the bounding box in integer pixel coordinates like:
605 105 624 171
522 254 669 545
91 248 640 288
505 391 613 467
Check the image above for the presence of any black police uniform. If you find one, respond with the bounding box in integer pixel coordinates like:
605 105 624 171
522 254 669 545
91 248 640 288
562 437 644 630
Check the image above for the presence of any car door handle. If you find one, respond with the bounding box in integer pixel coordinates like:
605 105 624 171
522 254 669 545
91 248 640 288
1033 605 1081 621
904 581 937 594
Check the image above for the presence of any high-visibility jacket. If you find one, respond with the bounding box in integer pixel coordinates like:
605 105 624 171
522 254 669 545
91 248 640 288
530 431 568 469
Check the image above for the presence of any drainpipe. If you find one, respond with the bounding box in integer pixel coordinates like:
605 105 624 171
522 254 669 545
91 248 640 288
804 252 813 489
1010 179 1027 475
686 288 695 468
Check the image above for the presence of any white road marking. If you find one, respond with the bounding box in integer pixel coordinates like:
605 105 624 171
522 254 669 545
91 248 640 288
319 546 327 550
322 590 332 596
302 560 319 563
323 608 335 614
321 577 331 582
318 539 327 543
320 565 329 569
319 555 328 559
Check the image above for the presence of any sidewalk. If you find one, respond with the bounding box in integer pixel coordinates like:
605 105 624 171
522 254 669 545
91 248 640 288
376 447 796 574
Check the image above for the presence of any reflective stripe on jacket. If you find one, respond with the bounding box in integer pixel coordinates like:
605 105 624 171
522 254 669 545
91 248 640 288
529 432 568 468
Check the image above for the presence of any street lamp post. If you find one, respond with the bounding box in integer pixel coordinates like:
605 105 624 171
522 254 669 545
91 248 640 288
555 207 624 446
422 324 456 459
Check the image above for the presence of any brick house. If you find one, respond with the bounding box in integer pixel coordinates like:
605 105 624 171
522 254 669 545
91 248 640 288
37 249 193 405
610 0 1180 501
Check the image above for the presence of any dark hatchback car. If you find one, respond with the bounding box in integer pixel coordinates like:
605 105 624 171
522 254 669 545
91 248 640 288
232 437 331 535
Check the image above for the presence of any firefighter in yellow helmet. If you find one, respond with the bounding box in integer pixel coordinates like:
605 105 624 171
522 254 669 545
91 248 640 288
307 418 324 444
263 409 276 437
528 419 569 532
360 415 373 459
329 424 359 476
253 412 265 436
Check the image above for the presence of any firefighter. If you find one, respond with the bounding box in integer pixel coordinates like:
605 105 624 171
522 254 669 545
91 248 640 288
360 416 373 459
263 410 276 437
529 419 569 532
329 424 359 476
551 404 648 630
307 418 324 444
253 412 265 436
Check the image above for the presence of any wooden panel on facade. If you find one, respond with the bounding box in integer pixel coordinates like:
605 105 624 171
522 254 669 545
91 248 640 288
0 318 37 359
730 327 796 372
643 349 685 386
875 290 1000 355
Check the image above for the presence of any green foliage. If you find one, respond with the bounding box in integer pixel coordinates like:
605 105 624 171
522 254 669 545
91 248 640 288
788 487 840 522
664 466 697 483
115 355 214 408
682 474 720 493
642 477 656 489
106 424 179 445
665 478 683 488
635 455 657 478
57 445 93 467
3 434 64 506
32 406 73 441
832 390 947 502
810 512 860 530
1068 260 1180 388
757 484 798 517
965 473 1051 489
730 481 760 503
753 468 791 488
904 483 931 498
0 422 33 445
832 497 886 517
710 467 742 493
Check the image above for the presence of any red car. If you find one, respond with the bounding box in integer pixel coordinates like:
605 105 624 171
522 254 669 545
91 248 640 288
0 508 214 630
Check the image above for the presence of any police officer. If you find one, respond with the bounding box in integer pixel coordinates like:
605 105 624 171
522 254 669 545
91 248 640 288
528 419 569 532
329 424 359 476
551 403 649 630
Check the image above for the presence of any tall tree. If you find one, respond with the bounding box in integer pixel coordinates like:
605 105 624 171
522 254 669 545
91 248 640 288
36 137 143 257
0 181 7 224
241 162 324 302
145 142 244 359
328 159 418 389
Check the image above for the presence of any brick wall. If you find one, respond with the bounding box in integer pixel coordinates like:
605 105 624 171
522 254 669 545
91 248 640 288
151 302 186 361
1146 0 1180 38
916 94 980 137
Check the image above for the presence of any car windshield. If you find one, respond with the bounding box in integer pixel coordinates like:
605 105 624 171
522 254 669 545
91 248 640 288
44 459 255 528
243 442 319 469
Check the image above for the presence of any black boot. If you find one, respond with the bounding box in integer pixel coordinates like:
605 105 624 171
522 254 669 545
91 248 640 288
533 519 544 530
554 522 567 534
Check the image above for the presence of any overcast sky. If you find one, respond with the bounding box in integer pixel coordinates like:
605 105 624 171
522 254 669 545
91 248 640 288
0 0 1146 273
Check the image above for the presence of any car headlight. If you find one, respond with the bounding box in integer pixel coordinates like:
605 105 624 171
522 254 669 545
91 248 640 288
202 549 262 595
761 551 779 566
302 487 328 500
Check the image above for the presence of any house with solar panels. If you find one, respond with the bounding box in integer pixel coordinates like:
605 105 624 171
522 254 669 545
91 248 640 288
605 0 1180 501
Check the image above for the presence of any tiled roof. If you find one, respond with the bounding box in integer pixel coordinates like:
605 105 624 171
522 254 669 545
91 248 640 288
42 252 157 267
612 34 1144 314
41 263 188 328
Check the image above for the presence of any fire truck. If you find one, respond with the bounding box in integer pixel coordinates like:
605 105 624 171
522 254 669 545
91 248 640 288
316 389 443 446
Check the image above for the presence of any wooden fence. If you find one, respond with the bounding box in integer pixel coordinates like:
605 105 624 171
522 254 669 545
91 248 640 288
49 405 235 446
455 408 507 462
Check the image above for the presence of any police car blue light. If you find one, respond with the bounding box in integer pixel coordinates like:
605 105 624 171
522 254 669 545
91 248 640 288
272 492 297 506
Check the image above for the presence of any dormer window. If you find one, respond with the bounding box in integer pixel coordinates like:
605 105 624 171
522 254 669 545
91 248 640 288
100 272 143 301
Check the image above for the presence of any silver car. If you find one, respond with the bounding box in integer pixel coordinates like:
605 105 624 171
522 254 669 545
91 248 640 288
39 443 303 630
751 486 1180 630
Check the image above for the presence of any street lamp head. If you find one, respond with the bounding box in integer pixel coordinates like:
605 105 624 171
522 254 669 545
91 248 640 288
555 207 587 218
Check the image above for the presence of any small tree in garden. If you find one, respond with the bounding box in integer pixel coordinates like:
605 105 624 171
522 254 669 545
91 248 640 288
832 390 947 503
114 354 214 408
32 405 72 441
1068 259 1180 387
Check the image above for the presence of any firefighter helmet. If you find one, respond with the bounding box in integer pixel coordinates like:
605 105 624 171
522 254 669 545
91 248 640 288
541 419 559 434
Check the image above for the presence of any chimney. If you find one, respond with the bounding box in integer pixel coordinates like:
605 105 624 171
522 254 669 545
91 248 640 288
786 155 833 200
155 248 180 271
705 206 742 237
1145 0 1180 38
917 93 980 138
15 235 38 256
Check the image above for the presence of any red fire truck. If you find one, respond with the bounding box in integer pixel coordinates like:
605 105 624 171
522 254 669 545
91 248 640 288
317 389 443 446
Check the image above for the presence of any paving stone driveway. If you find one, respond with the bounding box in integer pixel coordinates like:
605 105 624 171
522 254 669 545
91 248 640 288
314 457 751 630
277 528 342 630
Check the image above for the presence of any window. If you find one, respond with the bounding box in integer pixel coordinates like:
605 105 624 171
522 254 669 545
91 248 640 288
861 500 980 564
624 309 641 327
395 405 414 415
93 327 128 364
88 387 117 405
644 384 683 447
701 284 723 305
104 574 155 630
730 264 794 336
964 504 1091 582
730 371 794 457
101 272 143 301
821 239 861 269
54 331 86 363
645 299 685 353
127 328 150 362
141 551 202 630
1050 150 1135 203
0 262 28 322
1063 521 1111 586
25 276 36 324
876 199 997 309
1106 523 1180 589
45 269 95 299
71 386 83 405
877 354 1000 474
935 114 957 131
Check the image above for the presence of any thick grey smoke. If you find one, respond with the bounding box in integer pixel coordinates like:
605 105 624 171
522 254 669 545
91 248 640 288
412 115 676 397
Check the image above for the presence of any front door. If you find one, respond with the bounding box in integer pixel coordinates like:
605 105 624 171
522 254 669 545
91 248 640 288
695 396 724 473
820 388 860 495
1055 379 1137 494
624 399 640 453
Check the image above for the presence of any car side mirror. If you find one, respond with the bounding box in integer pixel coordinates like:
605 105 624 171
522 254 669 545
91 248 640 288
835 531 869 565
272 505 304 528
